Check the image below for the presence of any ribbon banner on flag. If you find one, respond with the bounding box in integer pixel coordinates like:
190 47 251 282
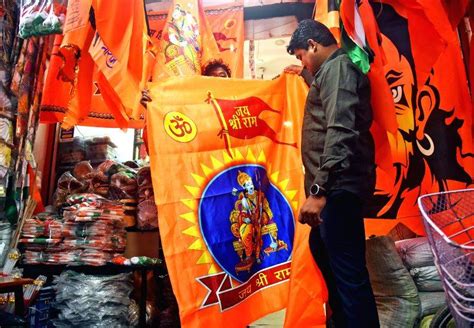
198 261 291 311
147 74 326 327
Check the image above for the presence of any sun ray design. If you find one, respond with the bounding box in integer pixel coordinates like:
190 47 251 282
270 171 280 183
277 178 290 191
286 190 298 201
180 148 299 275
184 185 200 198
200 163 213 177
180 212 197 223
183 226 200 237
191 173 205 186
234 148 244 161
181 199 196 211
246 148 257 162
210 156 224 170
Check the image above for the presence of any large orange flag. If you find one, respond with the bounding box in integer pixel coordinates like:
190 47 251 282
147 74 326 327
364 1 474 235
313 1 473 236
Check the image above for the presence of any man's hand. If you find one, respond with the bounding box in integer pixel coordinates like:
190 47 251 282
299 196 326 227
140 89 152 108
283 64 304 75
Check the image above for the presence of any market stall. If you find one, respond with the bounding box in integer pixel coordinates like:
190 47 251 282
0 0 473 327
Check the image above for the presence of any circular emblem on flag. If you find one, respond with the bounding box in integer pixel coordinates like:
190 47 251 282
164 111 197 143
199 164 295 283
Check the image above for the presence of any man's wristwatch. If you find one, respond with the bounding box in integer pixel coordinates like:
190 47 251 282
310 184 327 197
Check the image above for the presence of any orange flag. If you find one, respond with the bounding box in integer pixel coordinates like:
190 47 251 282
45 0 95 129
152 0 222 79
205 2 244 78
89 0 153 122
147 2 244 78
147 74 326 327
317 0 398 172
40 0 150 128
40 35 144 129
359 0 397 175
364 1 474 235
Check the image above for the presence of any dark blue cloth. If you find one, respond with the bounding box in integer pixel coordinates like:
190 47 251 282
309 190 379 328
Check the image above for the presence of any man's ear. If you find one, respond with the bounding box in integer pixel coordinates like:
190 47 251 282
307 39 318 52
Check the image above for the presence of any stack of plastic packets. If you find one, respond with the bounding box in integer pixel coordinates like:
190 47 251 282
60 193 127 266
21 213 65 265
52 271 133 327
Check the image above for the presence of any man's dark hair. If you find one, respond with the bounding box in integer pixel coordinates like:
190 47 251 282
287 19 337 55
202 59 232 77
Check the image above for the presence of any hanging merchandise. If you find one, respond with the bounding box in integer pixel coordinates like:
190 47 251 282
147 1 244 78
52 271 133 327
18 0 67 39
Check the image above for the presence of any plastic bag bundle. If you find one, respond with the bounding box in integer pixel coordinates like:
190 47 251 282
137 200 158 230
52 271 133 327
62 221 118 238
20 213 64 256
409 266 443 292
24 249 113 266
136 167 158 230
58 138 86 165
53 172 88 209
18 0 67 39
59 193 127 264
109 171 138 200
21 214 63 239
63 234 126 252
22 193 127 266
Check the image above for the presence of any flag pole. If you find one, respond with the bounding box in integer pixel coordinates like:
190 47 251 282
207 91 234 158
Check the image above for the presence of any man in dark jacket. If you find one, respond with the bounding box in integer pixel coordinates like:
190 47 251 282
287 19 379 328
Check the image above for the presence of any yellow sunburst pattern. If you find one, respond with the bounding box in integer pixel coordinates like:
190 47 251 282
180 147 300 275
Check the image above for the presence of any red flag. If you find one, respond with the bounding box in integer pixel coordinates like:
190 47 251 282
209 96 297 148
